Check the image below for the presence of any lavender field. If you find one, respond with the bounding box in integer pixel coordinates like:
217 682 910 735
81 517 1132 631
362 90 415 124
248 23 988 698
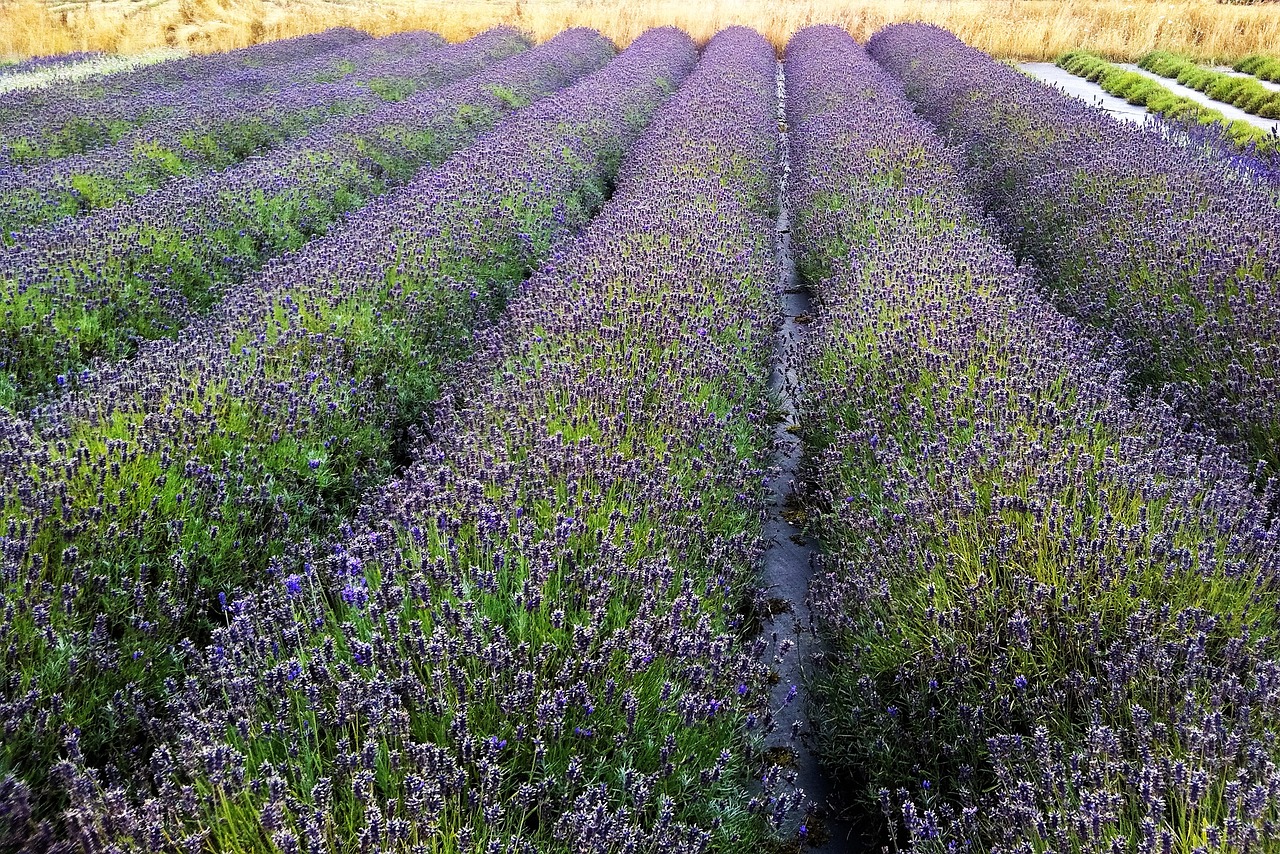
1 21 1279 854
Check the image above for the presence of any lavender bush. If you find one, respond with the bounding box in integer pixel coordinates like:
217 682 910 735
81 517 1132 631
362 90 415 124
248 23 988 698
1167 113 1280 188
0 30 469 237
36 26 795 852
0 26 695 844
868 24 1280 475
0 29 371 166
0 27 596 405
788 25 1280 853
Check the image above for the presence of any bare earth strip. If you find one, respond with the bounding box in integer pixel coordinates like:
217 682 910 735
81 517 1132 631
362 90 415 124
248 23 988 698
759 58 864 854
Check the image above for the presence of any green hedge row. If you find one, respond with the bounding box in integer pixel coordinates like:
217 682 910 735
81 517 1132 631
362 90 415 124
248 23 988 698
1056 50 1276 153
1139 50 1280 119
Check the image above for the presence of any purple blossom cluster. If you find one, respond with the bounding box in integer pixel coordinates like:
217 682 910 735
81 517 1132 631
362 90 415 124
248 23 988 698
6 24 799 852
867 24 1280 476
0 28 372 167
0 29 467 236
0 26 703 847
787 24 1280 853
0 27 598 403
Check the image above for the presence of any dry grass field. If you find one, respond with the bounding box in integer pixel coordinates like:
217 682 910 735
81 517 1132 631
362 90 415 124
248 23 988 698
1 0 1278 62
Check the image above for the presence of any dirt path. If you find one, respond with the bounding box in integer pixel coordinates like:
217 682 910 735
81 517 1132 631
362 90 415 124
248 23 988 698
759 58 857 853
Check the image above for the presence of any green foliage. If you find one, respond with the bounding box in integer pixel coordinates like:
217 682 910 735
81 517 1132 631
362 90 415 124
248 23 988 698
485 83 529 108
0 372 15 409
1056 50 1277 154
365 75 417 101
67 172 129 211
1138 50 1280 120
312 58 357 82
133 140 187 175
1234 53 1280 83
5 115 148 164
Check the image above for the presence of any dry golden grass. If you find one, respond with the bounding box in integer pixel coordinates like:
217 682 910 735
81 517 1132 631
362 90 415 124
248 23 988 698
1 0 1278 62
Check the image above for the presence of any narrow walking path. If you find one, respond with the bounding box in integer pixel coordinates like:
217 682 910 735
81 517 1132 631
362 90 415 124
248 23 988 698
1018 61 1149 123
760 59 855 853
1117 62 1280 135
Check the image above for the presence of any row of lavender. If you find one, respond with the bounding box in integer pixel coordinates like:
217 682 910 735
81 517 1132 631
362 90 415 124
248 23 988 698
0 25 804 851
867 25 1280 478
0 50 191 99
0 28 370 167
0 52 107 76
0 27 554 405
0 27 699 846
0 29 365 118
0 29 462 238
788 26 1280 852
